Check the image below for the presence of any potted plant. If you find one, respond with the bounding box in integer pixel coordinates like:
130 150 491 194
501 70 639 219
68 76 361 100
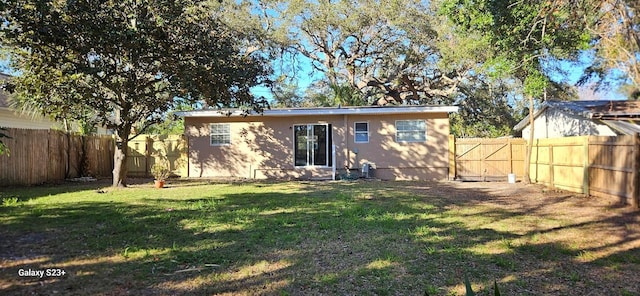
151 161 170 188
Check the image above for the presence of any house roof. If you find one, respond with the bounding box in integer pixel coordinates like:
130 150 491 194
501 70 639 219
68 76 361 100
514 100 640 131
177 105 459 118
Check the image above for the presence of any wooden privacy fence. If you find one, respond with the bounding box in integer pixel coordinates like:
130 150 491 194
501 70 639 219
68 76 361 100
449 136 525 181
450 135 640 207
530 135 640 206
127 134 187 178
0 128 114 186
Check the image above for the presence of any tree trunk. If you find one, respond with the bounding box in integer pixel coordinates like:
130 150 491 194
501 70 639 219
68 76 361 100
112 137 129 187
523 95 535 184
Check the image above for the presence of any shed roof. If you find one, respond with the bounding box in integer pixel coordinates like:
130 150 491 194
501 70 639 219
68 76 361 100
514 100 640 131
177 105 459 118
601 120 640 135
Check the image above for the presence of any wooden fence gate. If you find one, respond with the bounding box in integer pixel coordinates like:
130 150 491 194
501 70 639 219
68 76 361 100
449 136 525 181
449 135 640 208
127 134 187 178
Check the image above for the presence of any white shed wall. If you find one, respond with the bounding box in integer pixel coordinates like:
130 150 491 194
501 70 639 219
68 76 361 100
522 108 616 139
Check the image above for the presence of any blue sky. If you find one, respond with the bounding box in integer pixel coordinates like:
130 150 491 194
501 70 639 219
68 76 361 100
253 49 629 104
542 50 627 100
2 50 628 103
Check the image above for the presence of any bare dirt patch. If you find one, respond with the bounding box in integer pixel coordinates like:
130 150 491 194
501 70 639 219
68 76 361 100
412 181 640 294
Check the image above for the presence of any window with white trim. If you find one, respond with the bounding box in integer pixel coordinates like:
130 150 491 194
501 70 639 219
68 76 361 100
210 123 231 145
354 122 369 143
395 120 426 142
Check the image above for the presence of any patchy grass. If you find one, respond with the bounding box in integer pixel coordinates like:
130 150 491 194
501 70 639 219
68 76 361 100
1 179 639 295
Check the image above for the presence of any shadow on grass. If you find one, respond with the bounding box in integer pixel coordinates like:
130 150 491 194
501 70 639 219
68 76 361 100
0 180 112 203
0 180 638 295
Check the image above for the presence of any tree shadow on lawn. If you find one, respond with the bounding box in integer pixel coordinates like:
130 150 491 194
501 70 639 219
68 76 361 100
0 180 113 203
0 180 638 295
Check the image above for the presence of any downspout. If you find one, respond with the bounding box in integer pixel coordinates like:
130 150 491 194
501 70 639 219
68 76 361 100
344 114 350 172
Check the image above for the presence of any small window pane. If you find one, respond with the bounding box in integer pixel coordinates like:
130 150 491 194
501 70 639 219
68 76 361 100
210 123 231 145
354 122 369 143
355 133 369 142
355 122 368 131
395 120 426 143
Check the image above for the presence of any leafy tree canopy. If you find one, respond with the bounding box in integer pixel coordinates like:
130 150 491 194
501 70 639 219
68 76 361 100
0 0 272 186
215 0 470 105
578 0 639 97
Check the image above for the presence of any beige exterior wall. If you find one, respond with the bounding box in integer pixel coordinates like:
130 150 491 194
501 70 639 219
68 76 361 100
0 108 61 130
0 108 112 135
184 112 451 181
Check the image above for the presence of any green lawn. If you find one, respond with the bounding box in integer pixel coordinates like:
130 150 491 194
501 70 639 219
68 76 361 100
1 180 639 295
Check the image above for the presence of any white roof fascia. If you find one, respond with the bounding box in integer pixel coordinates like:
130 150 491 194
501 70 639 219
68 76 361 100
513 105 549 131
177 106 459 118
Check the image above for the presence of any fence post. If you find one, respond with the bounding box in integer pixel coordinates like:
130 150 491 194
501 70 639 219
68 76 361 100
508 139 513 174
549 143 554 189
632 133 640 209
449 135 456 180
145 136 152 177
583 136 590 196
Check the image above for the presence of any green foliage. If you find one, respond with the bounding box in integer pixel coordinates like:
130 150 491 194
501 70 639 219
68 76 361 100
0 127 11 156
144 101 195 135
1 197 19 207
579 0 639 92
328 84 364 107
270 82 310 108
440 0 590 87
216 0 462 104
524 69 549 98
151 162 170 181
450 77 524 137
339 170 360 181
439 0 592 141
0 0 271 185
459 275 501 296
464 274 475 296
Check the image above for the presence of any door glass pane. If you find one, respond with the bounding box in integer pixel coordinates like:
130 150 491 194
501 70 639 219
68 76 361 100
313 125 327 166
294 125 308 166
294 124 331 167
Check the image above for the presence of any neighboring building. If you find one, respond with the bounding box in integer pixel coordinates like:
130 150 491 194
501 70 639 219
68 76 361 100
0 73 62 130
514 100 640 139
178 105 458 181
0 72 112 134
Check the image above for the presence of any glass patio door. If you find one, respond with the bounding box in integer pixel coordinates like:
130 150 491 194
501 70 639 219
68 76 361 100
294 124 332 167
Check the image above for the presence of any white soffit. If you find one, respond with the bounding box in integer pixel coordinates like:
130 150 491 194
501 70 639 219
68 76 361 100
177 106 459 117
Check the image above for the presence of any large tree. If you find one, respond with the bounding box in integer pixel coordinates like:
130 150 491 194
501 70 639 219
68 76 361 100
213 0 523 136
214 0 471 105
0 0 271 186
440 0 591 182
579 0 639 96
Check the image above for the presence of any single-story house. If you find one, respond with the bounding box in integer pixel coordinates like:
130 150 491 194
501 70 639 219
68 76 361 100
178 105 458 181
514 100 640 139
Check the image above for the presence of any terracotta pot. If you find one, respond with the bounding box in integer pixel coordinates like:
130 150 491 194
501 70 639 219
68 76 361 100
154 180 165 188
